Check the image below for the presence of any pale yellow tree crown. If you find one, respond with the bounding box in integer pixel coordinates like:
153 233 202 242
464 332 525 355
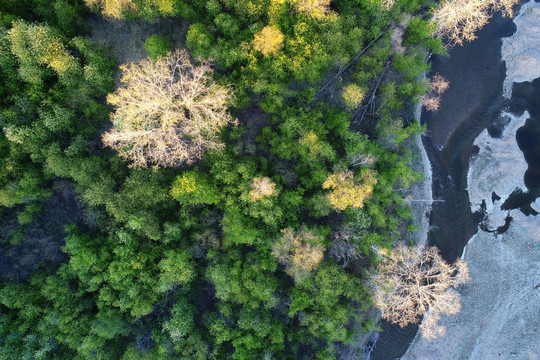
249 177 276 201
291 0 334 19
252 25 285 57
342 84 366 110
102 49 234 168
322 169 377 211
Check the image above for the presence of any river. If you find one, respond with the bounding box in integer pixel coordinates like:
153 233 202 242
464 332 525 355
369 7 524 360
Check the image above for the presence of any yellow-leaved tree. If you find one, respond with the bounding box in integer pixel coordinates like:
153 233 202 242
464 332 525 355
102 49 234 168
84 0 138 19
322 169 377 211
252 25 285 57
342 84 366 110
7 21 79 84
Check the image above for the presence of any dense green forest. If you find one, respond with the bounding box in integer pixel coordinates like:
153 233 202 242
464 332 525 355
0 0 447 358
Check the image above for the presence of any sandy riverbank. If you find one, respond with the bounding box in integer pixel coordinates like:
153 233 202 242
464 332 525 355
409 90 433 248
403 1 540 359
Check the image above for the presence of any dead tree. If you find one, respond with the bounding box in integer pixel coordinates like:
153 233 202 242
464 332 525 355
102 49 234 168
370 245 469 339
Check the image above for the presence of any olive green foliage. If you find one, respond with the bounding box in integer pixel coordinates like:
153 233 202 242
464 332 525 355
0 0 436 358
144 34 171 58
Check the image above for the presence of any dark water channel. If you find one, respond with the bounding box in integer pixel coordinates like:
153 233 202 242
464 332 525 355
369 11 518 360
501 78 540 213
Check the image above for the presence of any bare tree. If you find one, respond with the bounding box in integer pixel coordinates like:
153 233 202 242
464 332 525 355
348 153 378 168
381 0 397 10
430 74 450 94
432 0 518 47
370 245 469 339
423 95 441 112
423 73 449 112
330 229 364 266
102 50 234 168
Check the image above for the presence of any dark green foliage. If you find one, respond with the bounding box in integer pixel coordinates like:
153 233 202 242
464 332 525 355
393 51 431 81
405 16 447 55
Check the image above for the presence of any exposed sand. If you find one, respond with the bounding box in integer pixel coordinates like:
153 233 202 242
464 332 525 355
403 2 540 359
409 79 433 248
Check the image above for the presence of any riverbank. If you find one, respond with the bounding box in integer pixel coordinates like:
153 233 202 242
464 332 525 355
369 9 519 356
409 97 433 248
403 1 540 358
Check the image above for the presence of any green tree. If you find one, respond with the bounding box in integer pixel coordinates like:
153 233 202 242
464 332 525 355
145 34 171 59
7 20 79 84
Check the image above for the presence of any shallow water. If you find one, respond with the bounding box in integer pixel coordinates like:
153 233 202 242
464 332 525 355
369 12 517 360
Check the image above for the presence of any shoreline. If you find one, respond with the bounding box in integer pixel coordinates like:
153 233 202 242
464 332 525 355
412 88 433 248
366 74 434 360
403 1 540 358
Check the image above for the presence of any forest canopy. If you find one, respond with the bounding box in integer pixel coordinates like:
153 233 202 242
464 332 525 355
0 0 490 358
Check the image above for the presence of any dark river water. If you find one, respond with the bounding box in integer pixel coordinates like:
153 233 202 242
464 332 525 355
369 9 521 360
501 78 540 213
514 79 540 189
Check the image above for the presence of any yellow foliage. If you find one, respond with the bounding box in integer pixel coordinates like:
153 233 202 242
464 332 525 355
322 169 377 211
171 174 197 199
299 131 323 157
153 0 174 15
272 228 324 281
249 177 276 202
291 0 333 19
342 84 365 110
252 26 284 57
7 21 78 82
268 0 288 22
84 0 138 19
